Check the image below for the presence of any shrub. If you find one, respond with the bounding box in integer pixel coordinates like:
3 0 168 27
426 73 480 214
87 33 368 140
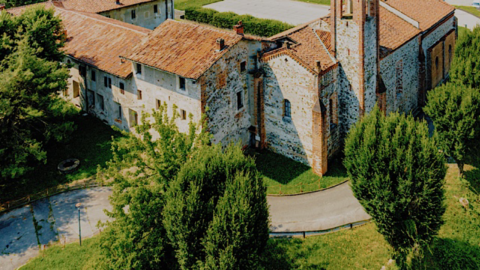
185 7 294 37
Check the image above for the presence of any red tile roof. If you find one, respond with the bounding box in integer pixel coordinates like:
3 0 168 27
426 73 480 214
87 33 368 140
123 20 244 79
381 0 455 31
61 0 154 14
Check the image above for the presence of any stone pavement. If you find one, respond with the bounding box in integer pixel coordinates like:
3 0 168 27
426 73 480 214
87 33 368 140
206 0 480 29
0 188 112 270
268 182 370 232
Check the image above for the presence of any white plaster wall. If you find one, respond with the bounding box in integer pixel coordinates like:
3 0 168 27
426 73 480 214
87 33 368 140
100 0 171 30
380 37 420 114
264 55 316 165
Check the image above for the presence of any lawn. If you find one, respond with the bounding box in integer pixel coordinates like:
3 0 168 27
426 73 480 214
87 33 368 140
1 115 124 203
255 150 348 195
22 151 480 269
175 0 223 10
296 0 330 6
455 6 480 19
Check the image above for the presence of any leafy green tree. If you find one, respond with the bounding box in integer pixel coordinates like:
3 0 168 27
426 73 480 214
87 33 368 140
344 106 447 268
450 26 480 89
0 38 75 188
163 144 269 270
0 0 45 10
424 83 480 175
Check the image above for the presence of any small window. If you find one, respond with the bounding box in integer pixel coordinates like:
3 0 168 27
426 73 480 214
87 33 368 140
180 109 187 120
79 65 86 77
97 94 105 111
137 89 142 100
153 4 158 13
240 61 246 72
136 63 142 75
131 10 136 20
435 56 439 69
156 99 161 109
73 81 80 98
236 91 244 110
117 103 122 119
449 45 452 62
67 59 71 64
91 70 96 82
179 76 186 91
108 78 112 89
284 99 291 118
120 82 125 94
104 76 108 88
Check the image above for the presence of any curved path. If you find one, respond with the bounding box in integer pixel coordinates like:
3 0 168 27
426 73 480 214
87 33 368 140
0 183 368 270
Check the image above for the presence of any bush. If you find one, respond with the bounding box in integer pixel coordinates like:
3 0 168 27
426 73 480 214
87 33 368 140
185 8 295 37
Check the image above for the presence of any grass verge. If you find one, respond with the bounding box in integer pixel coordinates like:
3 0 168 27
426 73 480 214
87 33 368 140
255 150 348 195
1 115 124 203
175 0 222 10
455 6 480 19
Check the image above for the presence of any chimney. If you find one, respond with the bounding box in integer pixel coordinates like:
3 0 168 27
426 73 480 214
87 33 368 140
115 0 120 4
216 38 225 51
316 60 322 72
234 21 244 35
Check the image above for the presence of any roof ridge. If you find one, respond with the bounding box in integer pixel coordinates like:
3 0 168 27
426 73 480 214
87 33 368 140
312 28 336 64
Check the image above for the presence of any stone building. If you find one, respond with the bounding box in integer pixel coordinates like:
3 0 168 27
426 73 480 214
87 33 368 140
7 0 457 176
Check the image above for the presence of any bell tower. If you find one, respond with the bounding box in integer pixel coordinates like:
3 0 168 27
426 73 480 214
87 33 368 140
330 0 380 124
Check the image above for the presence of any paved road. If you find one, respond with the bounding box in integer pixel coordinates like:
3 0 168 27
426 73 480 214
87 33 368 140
269 182 370 232
205 0 330 25
0 182 368 270
206 0 480 29
0 188 112 270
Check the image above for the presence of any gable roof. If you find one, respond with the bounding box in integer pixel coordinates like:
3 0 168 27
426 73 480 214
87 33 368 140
380 0 454 31
122 19 245 80
60 0 154 14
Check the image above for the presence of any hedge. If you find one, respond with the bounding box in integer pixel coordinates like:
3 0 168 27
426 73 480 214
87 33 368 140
185 8 295 37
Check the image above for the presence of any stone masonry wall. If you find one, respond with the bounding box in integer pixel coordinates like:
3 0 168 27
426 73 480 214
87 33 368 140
363 17 378 115
263 54 317 166
202 40 252 147
100 0 171 30
380 37 420 114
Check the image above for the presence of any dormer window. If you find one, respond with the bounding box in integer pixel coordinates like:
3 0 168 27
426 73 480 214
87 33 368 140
136 63 142 75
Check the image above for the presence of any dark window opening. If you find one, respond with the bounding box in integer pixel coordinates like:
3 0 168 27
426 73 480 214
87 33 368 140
108 78 112 88
449 45 452 62
120 82 125 94
180 109 187 120
435 57 439 69
117 103 122 119
156 99 161 109
91 70 96 82
153 4 158 13
284 99 291 118
136 63 142 75
237 91 244 110
79 65 86 77
240 61 246 72
97 94 104 111
131 10 136 20
137 89 142 100
104 76 108 87
179 77 186 91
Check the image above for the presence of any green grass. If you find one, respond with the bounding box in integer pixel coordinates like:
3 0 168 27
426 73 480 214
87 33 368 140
455 6 480 19
21 152 480 269
175 0 223 10
255 150 348 195
1 115 124 203
295 0 330 6
458 26 471 40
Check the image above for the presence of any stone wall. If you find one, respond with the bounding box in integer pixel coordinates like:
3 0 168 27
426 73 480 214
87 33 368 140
380 37 420 114
100 0 172 30
363 17 378 115
201 40 255 147
263 54 317 165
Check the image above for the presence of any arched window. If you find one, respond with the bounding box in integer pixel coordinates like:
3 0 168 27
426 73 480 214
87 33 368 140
435 57 439 69
284 99 291 118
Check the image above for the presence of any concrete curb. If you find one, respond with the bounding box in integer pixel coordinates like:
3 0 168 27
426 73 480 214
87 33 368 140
267 180 350 197
269 219 372 237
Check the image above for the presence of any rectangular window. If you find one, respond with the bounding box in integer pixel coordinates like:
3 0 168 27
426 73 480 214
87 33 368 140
104 76 108 88
73 81 80 98
108 78 112 89
88 90 95 107
237 91 244 110
180 109 186 120
91 70 96 82
79 65 86 77
97 94 104 111
156 99 161 109
240 61 246 72
153 4 158 13
179 76 186 91
136 63 142 75
131 10 136 20
117 103 122 120
284 99 291 118
129 109 138 127
137 90 142 100
120 82 125 94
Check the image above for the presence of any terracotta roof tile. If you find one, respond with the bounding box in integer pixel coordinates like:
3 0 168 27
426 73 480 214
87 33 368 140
381 0 454 30
61 0 154 14
123 20 243 79
379 6 421 58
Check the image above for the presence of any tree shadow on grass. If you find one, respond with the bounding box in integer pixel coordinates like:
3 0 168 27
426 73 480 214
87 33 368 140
414 238 480 269
254 150 347 185
464 148 480 194
261 238 327 270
